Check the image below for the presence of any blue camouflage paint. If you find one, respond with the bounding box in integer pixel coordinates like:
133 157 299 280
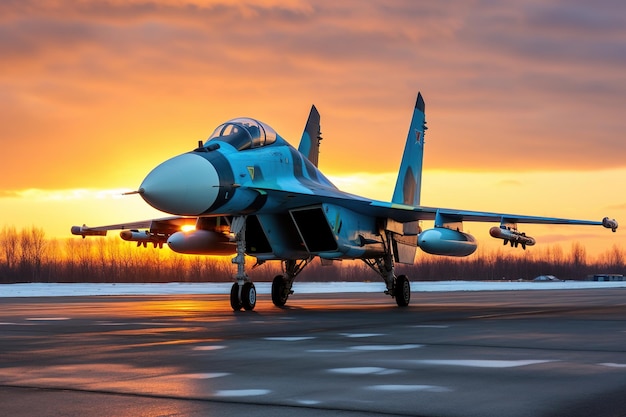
392 92 426 207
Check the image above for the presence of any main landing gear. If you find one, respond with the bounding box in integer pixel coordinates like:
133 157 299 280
271 258 311 307
228 216 410 310
229 216 257 311
363 231 411 307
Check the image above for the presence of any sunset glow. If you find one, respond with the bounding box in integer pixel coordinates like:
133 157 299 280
1 1 625 258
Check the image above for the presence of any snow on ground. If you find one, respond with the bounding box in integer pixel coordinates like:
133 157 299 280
0 281 625 298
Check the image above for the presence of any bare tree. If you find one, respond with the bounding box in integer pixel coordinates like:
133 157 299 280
568 241 587 278
0 226 19 274
12 227 46 280
1 225 623 284
604 244 624 270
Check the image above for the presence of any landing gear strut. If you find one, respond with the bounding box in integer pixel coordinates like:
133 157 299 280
363 230 411 307
229 216 257 311
271 258 311 307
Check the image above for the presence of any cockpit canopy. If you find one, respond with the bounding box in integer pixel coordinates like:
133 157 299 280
205 118 277 151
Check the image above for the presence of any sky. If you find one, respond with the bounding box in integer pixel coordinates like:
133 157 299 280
1 0 625 258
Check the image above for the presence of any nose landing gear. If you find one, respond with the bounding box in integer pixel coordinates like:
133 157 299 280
229 216 257 311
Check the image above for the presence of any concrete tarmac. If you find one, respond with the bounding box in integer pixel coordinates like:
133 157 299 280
1 288 625 417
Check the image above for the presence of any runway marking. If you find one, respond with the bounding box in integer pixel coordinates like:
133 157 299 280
367 385 451 393
340 333 384 338
599 363 626 368
351 344 422 351
0 322 18 325
306 344 422 353
192 345 227 351
412 359 555 368
214 389 271 397
307 349 350 353
328 367 401 375
412 325 450 328
94 321 175 327
264 337 315 341
183 372 230 379
26 317 70 321
295 400 321 405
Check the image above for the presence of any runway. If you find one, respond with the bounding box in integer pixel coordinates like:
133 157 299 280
1 288 625 417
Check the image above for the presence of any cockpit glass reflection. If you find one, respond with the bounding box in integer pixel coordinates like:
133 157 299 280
206 118 277 151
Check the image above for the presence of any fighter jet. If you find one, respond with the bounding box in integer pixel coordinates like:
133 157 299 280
72 92 618 311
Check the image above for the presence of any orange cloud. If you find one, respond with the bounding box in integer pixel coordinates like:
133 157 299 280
1 1 625 252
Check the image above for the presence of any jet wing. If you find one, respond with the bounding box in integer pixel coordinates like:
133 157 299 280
370 201 612 227
70 186 616 238
251 185 616 230
71 216 197 237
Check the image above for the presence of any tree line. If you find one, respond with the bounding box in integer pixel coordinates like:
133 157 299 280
0 226 624 284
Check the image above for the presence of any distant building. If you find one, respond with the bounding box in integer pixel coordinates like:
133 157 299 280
586 274 625 282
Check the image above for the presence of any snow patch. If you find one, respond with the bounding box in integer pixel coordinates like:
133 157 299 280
367 385 451 393
192 345 227 351
265 337 315 342
184 372 229 379
214 389 270 397
1 280 626 298
295 400 321 405
413 359 555 368
599 363 626 368
351 344 422 351
328 367 400 375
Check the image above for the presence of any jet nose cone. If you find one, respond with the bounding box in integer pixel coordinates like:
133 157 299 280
140 153 219 215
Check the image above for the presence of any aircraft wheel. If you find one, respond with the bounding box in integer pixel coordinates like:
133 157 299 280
230 282 242 311
241 282 257 311
271 275 289 307
395 275 411 307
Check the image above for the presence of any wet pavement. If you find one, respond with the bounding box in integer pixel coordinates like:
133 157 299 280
1 289 625 416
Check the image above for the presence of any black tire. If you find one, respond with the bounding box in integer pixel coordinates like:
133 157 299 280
271 275 289 307
241 282 257 311
230 282 242 311
395 275 411 307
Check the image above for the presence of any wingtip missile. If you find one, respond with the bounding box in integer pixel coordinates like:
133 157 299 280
602 217 618 232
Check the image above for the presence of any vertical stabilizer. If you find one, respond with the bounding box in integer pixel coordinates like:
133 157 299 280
392 92 427 207
298 105 322 167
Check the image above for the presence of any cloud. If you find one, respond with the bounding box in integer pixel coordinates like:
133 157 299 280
1 0 626 193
